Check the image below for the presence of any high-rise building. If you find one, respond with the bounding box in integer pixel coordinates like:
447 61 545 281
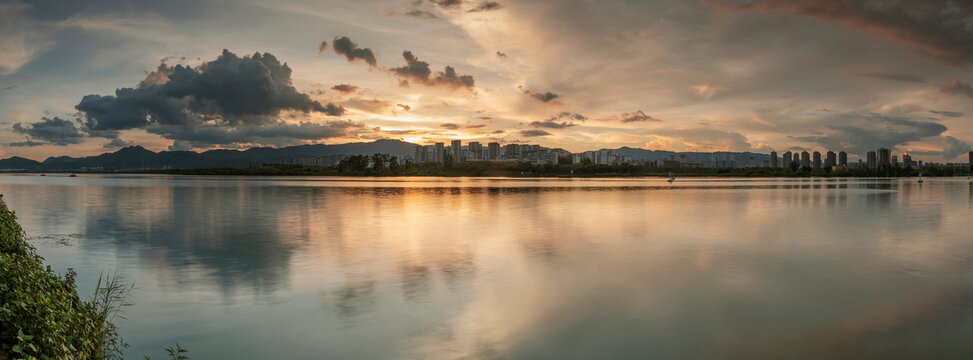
783 151 792 166
838 151 847 166
434 142 445 162
969 151 972 171
902 153 913 168
468 142 482 160
891 155 898 167
826 151 836 168
812 151 822 168
487 142 500 160
878 148 891 167
748 157 755 168
801 151 810 168
451 140 462 162
414 145 425 163
770 151 778 168
867 151 877 169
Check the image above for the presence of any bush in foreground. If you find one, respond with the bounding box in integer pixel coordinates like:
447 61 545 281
0 199 127 359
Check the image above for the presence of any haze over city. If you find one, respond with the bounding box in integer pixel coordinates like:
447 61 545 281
3 0 973 163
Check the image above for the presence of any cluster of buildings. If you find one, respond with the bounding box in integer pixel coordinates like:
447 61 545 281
413 141 570 164
767 148 935 170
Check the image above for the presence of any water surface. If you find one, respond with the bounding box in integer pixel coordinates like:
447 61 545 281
2 175 972 359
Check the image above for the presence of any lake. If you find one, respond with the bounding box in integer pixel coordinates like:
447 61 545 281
1 174 972 359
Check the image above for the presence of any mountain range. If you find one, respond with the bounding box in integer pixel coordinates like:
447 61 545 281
0 140 772 171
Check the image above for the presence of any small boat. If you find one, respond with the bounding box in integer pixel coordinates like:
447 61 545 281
69 174 77 177
917 173 923 184
667 171 675 183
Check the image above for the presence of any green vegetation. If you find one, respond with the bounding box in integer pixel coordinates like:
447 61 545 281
0 199 187 359
137 154 972 178
1 198 118 359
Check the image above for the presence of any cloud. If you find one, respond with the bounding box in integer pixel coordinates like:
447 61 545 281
404 10 442 19
496 51 506 58
103 138 132 149
146 120 364 147
520 129 552 137
12 116 85 145
73 49 344 138
648 128 761 152
469 2 501 12
519 86 560 103
548 112 587 122
429 0 462 9
941 79 973 98
169 140 193 151
8 137 43 147
618 110 661 123
332 36 377 67
942 136 971 161
389 51 475 89
331 84 359 93
705 0 973 66
342 98 394 114
852 72 925 83
317 41 329 54
9 49 356 148
691 84 718 100
789 113 947 155
440 122 484 130
929 110 962 118
397 104 411 111
529 112 586 129
0 3 53 75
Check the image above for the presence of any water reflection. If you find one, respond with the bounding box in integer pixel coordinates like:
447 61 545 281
1 175 972 359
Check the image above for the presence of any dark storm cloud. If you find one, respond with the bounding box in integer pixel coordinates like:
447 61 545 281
389 51 475 90
331 84 359 93
941 79 973 98
469 2 501 12
11 116 85 145
317 41 329 54
519 86 560 103
706 0 973 66
520 129 552 137
75 49 344 136
146 120 364 147
789 113 947 155
852 72 925 83
619 110 661 123
929 110 962 118
943 136 972 160
332 36 378 67
11 49 356 147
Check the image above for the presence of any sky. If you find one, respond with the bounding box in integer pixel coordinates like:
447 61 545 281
1 0 972 162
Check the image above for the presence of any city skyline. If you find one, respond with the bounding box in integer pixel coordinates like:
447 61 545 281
3 1 973 163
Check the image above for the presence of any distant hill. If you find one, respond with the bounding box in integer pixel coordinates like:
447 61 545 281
608 147 771 164
0 140 779 172
3 139 418 171
0 156 42 171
